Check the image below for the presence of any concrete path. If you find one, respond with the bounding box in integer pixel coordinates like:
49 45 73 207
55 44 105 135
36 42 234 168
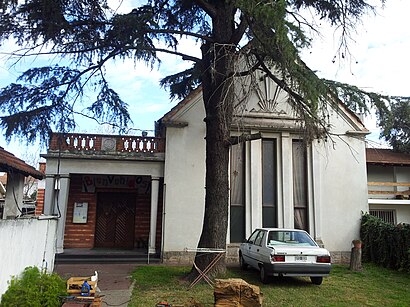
55 263 136 306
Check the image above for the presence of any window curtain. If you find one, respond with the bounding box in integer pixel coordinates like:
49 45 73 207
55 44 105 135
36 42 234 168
292 141 307 231
230 143 245 242
231 143 244 206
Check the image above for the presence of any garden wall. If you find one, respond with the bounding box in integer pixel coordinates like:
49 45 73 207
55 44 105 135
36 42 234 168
0 217 57 299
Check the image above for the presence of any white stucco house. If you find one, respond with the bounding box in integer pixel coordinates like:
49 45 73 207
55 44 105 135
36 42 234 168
366 148 410 224
40 70 370 264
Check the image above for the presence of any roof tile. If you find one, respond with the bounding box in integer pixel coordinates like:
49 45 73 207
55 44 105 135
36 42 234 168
0 146 45 179
366 148 410 166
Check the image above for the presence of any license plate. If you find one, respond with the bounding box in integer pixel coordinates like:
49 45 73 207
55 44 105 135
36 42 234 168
295 256 307 262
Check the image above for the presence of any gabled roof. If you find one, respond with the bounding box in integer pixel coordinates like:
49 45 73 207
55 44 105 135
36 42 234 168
159 86 203 123
366 148 410 166
0 146 45 179
157 82 367 133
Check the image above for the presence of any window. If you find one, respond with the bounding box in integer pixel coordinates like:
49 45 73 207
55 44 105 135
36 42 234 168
292 140 308 231
254 230 266 246
230 143 245 243
370 209 396 225
267 230 316 247
248 230 260 244
262 140 277 227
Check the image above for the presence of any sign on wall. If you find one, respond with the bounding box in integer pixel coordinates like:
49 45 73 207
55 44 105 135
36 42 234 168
73 202 88 224
82 175 150 194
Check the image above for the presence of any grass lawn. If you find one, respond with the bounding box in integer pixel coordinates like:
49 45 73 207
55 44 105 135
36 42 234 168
130 263 410 307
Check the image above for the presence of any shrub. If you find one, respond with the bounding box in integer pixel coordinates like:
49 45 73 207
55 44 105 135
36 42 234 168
361 213 410 272
0 266 67 307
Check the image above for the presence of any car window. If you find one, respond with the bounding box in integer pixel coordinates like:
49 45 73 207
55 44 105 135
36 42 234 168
254 230 265 247
247 230 260 244
267 230 316 247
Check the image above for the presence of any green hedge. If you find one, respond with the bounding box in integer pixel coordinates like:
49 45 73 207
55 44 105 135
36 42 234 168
0 266 67 307
360 213 410 272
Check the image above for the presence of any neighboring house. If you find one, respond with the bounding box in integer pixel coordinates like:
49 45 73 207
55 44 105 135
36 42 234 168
366 148 410 224
0 173 6 199
0 146 45 219
0 172 41 215
0 147 56 299
41 71 369 263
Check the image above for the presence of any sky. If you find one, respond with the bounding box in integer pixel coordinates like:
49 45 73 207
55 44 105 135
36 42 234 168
0 0 409 160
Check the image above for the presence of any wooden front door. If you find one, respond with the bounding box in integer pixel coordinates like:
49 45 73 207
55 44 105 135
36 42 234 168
95 192 136 248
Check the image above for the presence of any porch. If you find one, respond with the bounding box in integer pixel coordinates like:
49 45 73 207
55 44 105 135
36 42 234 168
367 181 410 224
366 148 410 224
41 133 166 256
368 181 410 200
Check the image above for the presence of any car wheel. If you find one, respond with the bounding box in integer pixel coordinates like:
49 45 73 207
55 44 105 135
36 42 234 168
239 253 248 270
259 265 269 284
310 277 323 285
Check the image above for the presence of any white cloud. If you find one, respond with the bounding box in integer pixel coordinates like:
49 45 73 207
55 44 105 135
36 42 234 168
301 0 410 97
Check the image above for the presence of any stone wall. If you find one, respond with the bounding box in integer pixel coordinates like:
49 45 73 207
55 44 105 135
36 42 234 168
162 246 352 265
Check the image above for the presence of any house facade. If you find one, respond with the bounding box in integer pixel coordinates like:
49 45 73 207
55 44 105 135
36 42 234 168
41 73 369 263
366 148 410 224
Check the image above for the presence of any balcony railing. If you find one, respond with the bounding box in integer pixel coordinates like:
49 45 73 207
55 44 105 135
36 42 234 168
368 181 410 199
49 133 165 154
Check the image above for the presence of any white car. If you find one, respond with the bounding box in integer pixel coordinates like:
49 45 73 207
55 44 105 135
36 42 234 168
239 228 331 285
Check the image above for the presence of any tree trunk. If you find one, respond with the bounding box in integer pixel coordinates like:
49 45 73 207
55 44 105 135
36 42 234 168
350 244 363 271
187 3 237 280
214 279 263 307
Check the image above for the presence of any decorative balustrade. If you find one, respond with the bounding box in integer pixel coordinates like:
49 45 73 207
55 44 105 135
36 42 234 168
49 133 165 154
119 137 163 153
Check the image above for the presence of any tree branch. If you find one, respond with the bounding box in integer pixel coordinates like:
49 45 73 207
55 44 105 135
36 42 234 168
193 0 217 18
149 28 213 42
231 13 248 45
154 48 201 63
229 133 261 145
231 56 263 77
254 52 330 134
286 9 320 35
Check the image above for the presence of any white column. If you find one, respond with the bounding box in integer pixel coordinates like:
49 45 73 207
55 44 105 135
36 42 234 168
54 175 71 254
43 176 56 215
3 173 24 219
311 144 322 241
149 176 160 254
245 140 252 239
250 139 262 231
281 132 294 228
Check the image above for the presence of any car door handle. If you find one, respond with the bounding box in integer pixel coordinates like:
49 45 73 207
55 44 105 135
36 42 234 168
257 249 259 252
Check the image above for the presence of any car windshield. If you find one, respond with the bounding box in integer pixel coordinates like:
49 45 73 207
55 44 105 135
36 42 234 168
267 230 317 247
